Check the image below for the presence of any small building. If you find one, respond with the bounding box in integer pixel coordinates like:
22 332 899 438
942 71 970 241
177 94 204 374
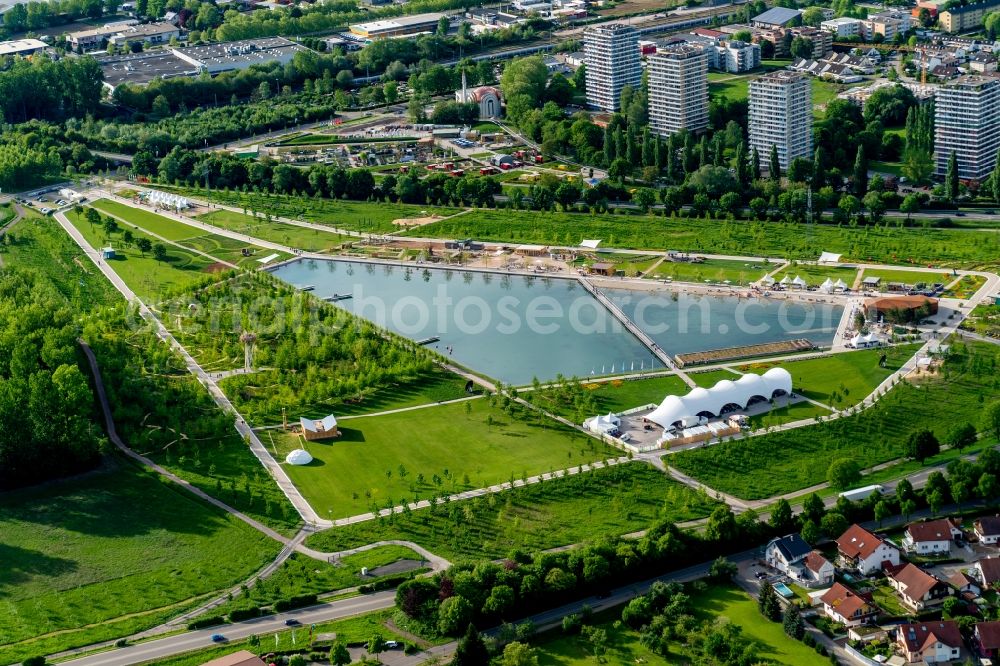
975 557 1000 587
200 650 268 666
102 247 116 259
888 563 953 611
764 533 811 575
801 551 835 587
820 582 878 627
456 85 503 119
299 414 339 441
589 262 616 277
836 524 901 575
895 621 962 663
751 6 802 29
975 621 1000 659
902 518 961 554
0 38 48 57
949 571 981 597
490 154 517 168
975 516 1000 545
861 276 881 289
864 295 939 322
107 22 181 48
583 413 620 436
821 17 862 38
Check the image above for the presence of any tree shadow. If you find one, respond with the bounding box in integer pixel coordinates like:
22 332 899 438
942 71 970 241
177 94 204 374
334 427 366 443
0 543 79 590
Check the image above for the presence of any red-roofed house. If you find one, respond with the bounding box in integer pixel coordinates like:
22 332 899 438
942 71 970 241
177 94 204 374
902 519 962 554
975 516 1000 545
896 621 963 663
819 582 878 627
836 524 901 575
975 620 1000 659
975 557 1000 587
691 27 725 40
888 563 952 611
802 551 835 587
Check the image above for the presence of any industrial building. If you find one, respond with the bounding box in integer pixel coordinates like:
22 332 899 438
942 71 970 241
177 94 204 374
0 38 48 57
648 43 708 137
348 12 446 40
934 76 1000 180
748 70 812 173
65 20 138 51
97 37 312 90
583 23 640 112
107 22 180 48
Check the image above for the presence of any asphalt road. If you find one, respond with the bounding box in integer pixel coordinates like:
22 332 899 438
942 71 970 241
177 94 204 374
56 593 397 666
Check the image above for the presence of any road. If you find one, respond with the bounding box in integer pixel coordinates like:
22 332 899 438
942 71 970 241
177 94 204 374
55 593 398 666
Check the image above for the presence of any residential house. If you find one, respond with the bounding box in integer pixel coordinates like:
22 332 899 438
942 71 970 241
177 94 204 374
949 571 982 597
819 582 878 627
902 519 961 554
836 524 901 575
765 534 833 587
975 557 1000 588
975 620 1000 659
967 51 998 72
888 563 953 611
974 516 1000 545
896 621 963 663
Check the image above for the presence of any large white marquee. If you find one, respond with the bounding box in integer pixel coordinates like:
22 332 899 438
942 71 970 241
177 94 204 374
647 368 793 429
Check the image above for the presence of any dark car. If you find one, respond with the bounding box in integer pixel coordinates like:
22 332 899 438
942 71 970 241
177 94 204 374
211 634 226 643
284 619 300 626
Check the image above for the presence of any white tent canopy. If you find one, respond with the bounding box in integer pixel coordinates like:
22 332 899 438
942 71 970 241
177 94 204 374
285 449 314 465
646 368 793 429
792 275 807 287
834 278 848 290
818 252 842 264
584 413 620 435
761 275 776 285
580 239 602 249
300 415 337 434
818 278 834 294
779 276 792 285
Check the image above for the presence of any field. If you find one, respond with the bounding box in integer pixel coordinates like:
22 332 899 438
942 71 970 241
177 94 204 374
688 369 741 388
0 464 278 664
303 463 719 561
532 584 822 666
740 344 923 408
646 257 771 284
268 399 617 519
531 374 690 423
156 186 460 234
861 266 953 286
197 209 349 252
708 72 749 101
407 209 1000 269
0 213 121 310
66 208 220 300
670 340 1000 500
89 199 282 267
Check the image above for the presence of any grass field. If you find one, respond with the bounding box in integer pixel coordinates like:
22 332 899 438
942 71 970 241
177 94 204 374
861 266 953 286
303 463 719 561
66 208 220 300
671 340 1000 500
646 257 771 284
688 369 741 388
156 186 461 234
89 200 281 268
740 344 923 408
269 399 617 519
531 374 690 423
407 209 1000 269
708 72 750 101
0 213 121 310
532 583 822 666
197 209 349 252
0 464 278 664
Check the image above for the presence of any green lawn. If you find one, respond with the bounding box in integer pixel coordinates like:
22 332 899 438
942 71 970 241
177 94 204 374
209 545 426 618
531 374 689 423
671 341 1000 500
740 345 922 408
533 584 823 666
407 209 1000 269
689 369 741 388
646 257 771 285
303 463 719 561
0 464 279 665
197 209 349 252
861 266 954 286
90 199 207 241
66 208 221 301
708 73 750 101
271 399 618 519
773 263 860 287
0 213 121 311
156 186 461 234
871 161 904 176
746 399 833 430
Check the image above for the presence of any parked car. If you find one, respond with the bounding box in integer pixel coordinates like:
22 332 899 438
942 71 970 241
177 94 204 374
385 641 401 650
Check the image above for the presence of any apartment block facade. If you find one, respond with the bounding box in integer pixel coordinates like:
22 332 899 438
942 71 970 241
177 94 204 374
748 70 812 173
583 23 640 112
935 76 1000 180
648 43 709 137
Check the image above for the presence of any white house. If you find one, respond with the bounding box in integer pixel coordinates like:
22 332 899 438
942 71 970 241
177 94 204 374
902 519 961 554
765 534 831 587
975 516 1000 545
836 524 901 575
888 563 952 611
820 582 878 627
896 621 962 664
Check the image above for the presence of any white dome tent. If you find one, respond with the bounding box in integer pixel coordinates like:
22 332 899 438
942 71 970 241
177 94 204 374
779 276 792 286
818 278 834 294
646 368 793 430
792 275 807 288
285 448 314 465
834 278 849 291
760 274 776 286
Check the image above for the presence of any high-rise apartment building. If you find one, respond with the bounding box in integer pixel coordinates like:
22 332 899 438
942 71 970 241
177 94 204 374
648 44 708 137
748 70 812 174
935 76 1000 180
583 23 640 112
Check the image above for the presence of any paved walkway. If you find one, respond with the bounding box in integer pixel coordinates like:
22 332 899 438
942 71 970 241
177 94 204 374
54 210 325 527
296 539 452 571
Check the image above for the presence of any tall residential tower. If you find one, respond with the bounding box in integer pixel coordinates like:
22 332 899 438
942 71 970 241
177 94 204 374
583 23 640 113
935 76 1000 180
748 70 812 174
648 43 709 137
